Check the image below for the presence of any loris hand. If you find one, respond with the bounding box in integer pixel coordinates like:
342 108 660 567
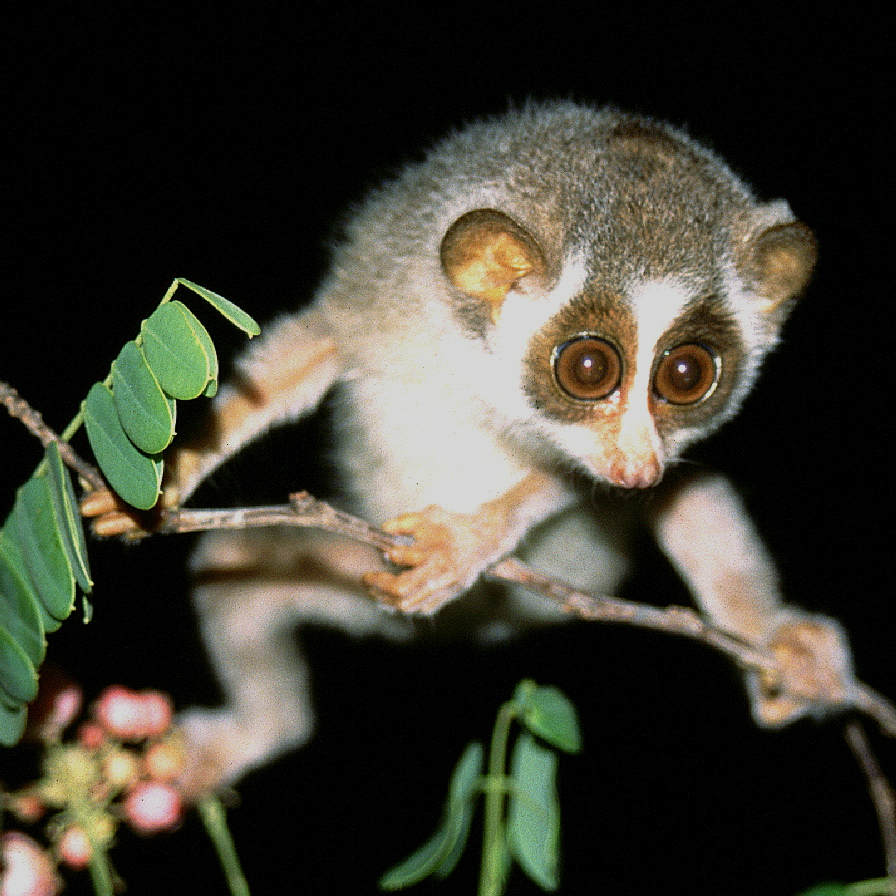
80 446 198 537
363 504 512 614
748 611 860 726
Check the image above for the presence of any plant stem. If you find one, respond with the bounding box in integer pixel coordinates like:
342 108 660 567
479 699 516 896
87 848 114 896
198 796 251 896
162 279 180 304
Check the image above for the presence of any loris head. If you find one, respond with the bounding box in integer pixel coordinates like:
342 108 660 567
438 112 817 489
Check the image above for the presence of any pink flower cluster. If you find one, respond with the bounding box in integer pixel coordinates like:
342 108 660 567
2 681 187 895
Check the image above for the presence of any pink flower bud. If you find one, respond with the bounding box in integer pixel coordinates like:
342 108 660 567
56 826 92 871
37 685 83 742
93 686 174 740
94 686 146 739
122 782 182 834
0 832 61 896
76 721 106 749
137 691 174 737
7 790 46 823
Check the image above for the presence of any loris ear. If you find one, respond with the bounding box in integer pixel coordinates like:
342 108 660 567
740 205 818 319
440 209 544 322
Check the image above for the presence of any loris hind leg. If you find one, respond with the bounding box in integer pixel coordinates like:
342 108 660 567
177 527 412 799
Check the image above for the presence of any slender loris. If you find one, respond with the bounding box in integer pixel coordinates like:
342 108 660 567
84 102 859 794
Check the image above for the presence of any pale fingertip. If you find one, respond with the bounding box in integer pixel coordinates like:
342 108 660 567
79 488 118 517
92 512 139 537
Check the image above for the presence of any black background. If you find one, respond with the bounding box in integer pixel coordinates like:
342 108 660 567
3 7 893 895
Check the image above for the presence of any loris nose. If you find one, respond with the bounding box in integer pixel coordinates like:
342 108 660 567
606 417 664 488
607 452 662 489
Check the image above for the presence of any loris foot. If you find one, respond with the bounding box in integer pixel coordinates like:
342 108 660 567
364 504 511 614
749 612 859 726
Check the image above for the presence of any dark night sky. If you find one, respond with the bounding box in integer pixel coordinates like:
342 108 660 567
3 8 893 895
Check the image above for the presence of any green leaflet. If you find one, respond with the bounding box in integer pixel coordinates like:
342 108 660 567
515 681 582 754
140 301 216 400
0 697 28 747
11 477 76 623
0 622 38 705
0 534 46 666
0 515 61 635
83 382 163 510
112 340 177 454
176 278 261 336
194 309 220 397
43 442 93 593
507 732 561 892
380 741 483 890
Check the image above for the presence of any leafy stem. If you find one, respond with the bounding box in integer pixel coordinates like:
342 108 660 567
380 679 580 895
480 697 516 896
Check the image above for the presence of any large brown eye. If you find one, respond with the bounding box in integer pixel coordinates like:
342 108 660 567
552 336 621 401
654 343 718 405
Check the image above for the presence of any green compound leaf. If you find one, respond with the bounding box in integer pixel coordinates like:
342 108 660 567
43 442 92 593
0 697 28 747
12 477 76 624
508 732 561 892
0 622 38 705
83 382 163 510
112 340 177 454
176 278 261 336
515 681 581 754
380 741 483 890
0 534 46 666
140 301 216 400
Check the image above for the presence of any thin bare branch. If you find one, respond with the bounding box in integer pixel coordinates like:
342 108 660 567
487 556 776 672
1 380 105 490
844 722 896 892
159 491 896 738
158 491 402 553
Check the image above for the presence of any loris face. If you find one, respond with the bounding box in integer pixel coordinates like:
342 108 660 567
518 275 748 489
439 157 814 493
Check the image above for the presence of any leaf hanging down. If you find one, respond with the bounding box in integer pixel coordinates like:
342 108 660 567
10 477 76 624
83 382 163 510
111 341 177 454
380 741 484 890
176 277 261 336
507 732 561 892
193 309 220 397
43 442 92 593
140 301 217 401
